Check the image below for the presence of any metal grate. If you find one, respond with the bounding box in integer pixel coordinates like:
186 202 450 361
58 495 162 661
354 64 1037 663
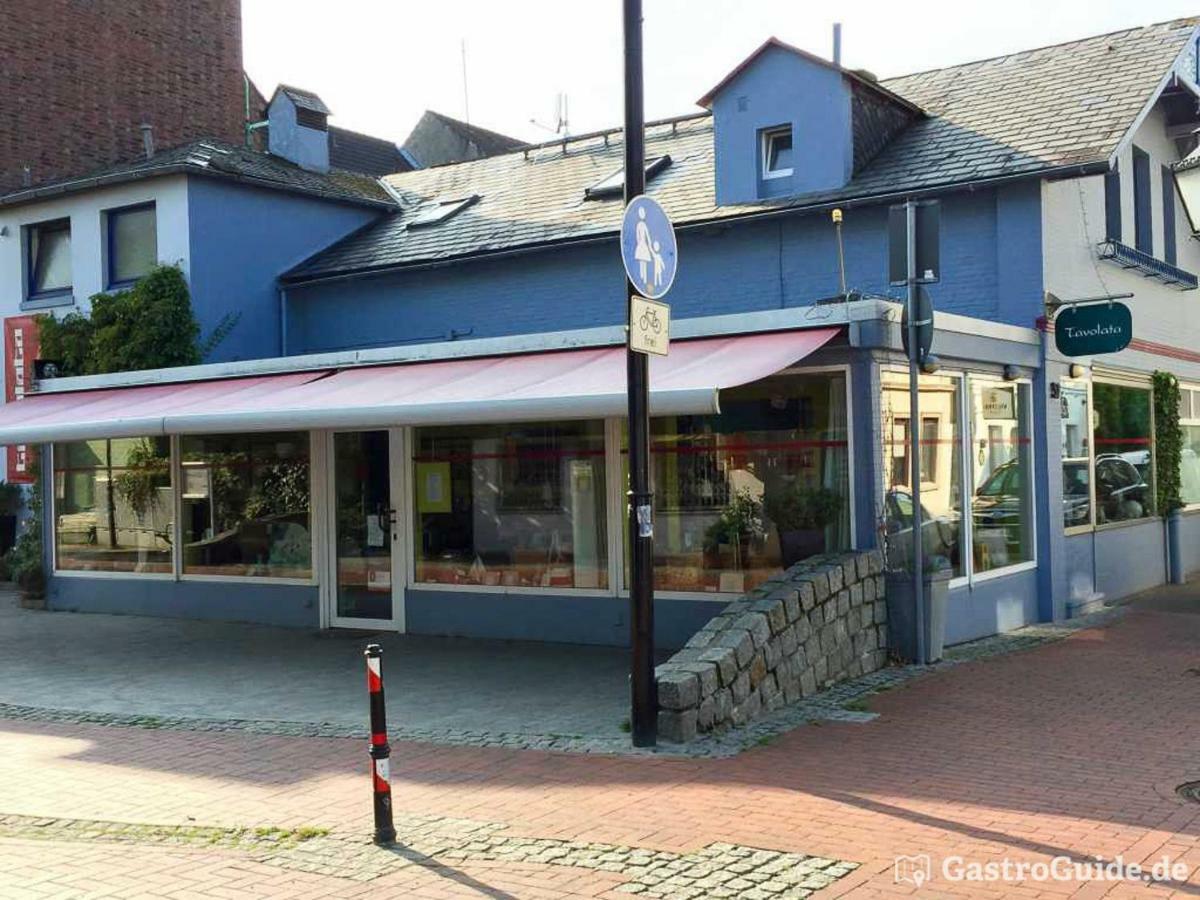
1176 782 1200 804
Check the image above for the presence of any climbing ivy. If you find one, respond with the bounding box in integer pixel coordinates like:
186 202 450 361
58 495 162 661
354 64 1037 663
7 457 43 598
1153 370 1183 516
37 265 236 376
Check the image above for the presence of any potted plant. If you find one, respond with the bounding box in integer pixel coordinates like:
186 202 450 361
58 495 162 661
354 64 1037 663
704 489 764 571
883 549 952 664
764 482 842 568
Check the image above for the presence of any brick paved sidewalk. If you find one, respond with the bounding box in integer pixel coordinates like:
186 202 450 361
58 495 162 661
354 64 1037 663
1 586 1199 898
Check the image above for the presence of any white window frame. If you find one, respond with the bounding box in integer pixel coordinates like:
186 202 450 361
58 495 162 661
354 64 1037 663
760 125 794 180
879 366 1038 589
1065 371 1158 533
964 374 1038 583
1060 377 1096 537
1179 383 1200 511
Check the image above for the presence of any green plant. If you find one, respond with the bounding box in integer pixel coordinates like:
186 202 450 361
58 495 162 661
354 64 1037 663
1153 370 1183 515
764 482 841 532
7 460 44 597
704 489 765 550
37 265 236 377
113 439 170 518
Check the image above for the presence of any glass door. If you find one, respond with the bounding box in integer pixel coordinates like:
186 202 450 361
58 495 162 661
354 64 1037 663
328 430 404 629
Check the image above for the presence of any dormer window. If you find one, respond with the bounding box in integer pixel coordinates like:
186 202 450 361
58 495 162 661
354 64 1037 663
761 126 794 179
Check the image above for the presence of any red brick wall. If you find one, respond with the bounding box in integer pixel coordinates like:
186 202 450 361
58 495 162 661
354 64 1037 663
0 0 245 194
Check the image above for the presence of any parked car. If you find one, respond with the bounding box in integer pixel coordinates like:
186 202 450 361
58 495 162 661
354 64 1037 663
974 455 1151 534
882 488 959 570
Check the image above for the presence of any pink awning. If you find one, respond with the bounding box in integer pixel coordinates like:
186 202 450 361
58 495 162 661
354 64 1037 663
0 328 838 442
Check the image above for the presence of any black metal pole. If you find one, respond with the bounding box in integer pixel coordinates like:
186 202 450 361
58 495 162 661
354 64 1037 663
364 643 396 845
905 201 927 664
624 0 656 748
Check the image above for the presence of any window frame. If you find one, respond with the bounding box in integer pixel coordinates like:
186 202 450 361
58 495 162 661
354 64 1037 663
52 432 320 585
1132 145 1153 255
760 125 795 181
23 217 74 308
1062 372 1158 534
1177 383 1200 511
880 366 1038 587
105 201 157 289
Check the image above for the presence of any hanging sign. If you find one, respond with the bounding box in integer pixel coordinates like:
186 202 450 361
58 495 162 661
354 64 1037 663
1054 302 1132 357
3 315 39 484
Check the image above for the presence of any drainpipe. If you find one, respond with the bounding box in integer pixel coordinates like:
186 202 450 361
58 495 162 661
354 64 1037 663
278 286 289 356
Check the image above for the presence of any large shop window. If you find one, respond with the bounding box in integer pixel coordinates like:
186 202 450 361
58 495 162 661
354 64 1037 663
969 382 1033 572
1180 387 1200 506
53 437 173 573
180 432 312 579
1092 382 1155 523
881 372 963 577
629 371 851 594
413 420 608 589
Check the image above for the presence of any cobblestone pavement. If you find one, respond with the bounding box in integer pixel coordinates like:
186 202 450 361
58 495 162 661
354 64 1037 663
1 587 1198 898
0 606 1127 758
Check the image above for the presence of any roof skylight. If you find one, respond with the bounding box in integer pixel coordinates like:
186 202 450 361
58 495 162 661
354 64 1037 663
407 194 480 228
584 155 672 200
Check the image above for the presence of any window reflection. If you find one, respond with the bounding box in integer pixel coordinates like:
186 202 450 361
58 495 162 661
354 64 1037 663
881 372 962 576
632 372 850 594
413 421 608 589
181 432 312 578
970 382 1033 571
53 437 173 573
1060 382 1091 528
1092 383 1154 523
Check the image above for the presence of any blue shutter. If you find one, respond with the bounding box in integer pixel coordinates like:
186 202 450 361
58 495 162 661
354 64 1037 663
1162 164 1177 265
1104 164 1122 242
1133 146 1152 254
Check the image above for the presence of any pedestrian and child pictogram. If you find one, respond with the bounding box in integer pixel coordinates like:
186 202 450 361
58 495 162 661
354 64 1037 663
620 195 677 300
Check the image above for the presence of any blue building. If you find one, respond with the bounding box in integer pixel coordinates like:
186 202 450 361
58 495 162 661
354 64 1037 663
3 18 1200 653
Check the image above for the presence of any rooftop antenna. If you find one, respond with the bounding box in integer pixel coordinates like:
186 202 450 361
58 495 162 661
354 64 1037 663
529 92 570 138
832 22 842 66
460 39 471 143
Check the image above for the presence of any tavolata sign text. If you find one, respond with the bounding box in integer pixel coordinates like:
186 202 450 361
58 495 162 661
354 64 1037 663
1054 301 1132 357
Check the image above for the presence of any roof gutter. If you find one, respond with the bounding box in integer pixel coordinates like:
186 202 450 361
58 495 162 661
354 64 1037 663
282 158 1108 288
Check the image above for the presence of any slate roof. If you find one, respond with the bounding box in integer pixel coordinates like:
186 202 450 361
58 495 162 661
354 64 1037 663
408 110 529 159
329 126 414 177
285 16 1199 282
0 139 395 210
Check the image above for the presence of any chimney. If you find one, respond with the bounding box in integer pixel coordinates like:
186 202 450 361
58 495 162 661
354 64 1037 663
266 85 331 173
140 123 155 159
832 23 842 67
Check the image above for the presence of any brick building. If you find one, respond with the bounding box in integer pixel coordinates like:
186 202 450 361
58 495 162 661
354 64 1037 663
0 0 246 194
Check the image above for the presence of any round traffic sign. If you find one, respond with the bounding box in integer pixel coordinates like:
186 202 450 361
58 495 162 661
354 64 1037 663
621 196 677 299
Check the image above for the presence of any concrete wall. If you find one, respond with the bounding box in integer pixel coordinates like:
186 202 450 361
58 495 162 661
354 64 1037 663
45 577 319 628
945 568 1040 645
710 45 853 204
186 177 379 362
406 588 720 650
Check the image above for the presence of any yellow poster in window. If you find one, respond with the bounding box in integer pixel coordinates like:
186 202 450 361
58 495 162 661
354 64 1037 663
416 461 452 513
